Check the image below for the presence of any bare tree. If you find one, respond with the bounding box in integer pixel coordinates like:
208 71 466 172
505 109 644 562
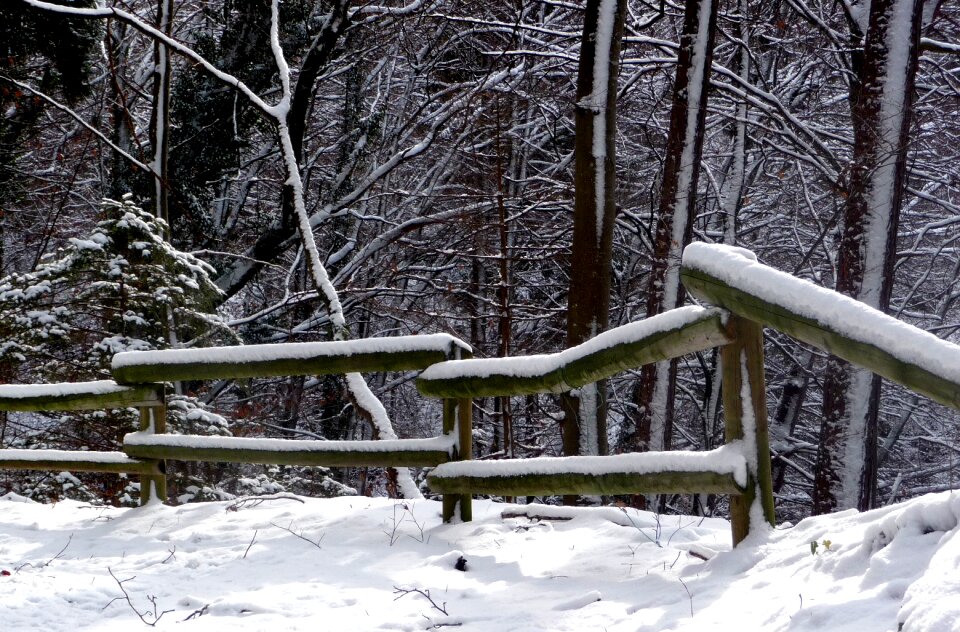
813 0 928 514
560 0 627 462
623 0 718 456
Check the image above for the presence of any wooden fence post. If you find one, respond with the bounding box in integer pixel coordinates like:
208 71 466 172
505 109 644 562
441 345 473 523
137 390 167 505
441 397 474 522
721 315 775 545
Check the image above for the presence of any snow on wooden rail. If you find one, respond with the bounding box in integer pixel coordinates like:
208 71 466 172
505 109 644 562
123 433 456 468
111 334 472 383
428 444 747 496
416 307 731 398
681 243 960 410
0 380 164 411
0 449 162 475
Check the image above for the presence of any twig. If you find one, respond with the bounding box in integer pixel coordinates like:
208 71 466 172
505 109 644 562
243 530 258 559
384 502 430 545
225 493 305 512
182 604 210 621
103 567 173 626
678 578 694 616
161 546 176 564
271 521 323 549
15 534 73 572
393 585 448 616
619 508 662 548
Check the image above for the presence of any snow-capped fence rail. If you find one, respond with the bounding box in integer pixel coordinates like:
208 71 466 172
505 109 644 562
679 244 960 410
0 381 166 488
6 246 957 546
110 333 474 519
418 305 776 546
416 307 732 397
0 380 163 412
111 334 471 384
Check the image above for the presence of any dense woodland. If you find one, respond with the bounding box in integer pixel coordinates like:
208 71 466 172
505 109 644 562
0 0 957 523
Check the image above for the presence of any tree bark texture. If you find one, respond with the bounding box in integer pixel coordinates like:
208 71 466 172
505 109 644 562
561 0 627 461
813 0 925 514
626 0 718 455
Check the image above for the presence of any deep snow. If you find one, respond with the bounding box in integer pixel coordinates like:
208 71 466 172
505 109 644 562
1 491 958 631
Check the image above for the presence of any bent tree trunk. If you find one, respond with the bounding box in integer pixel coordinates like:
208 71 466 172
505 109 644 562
813 0 925 514
561 0 626 464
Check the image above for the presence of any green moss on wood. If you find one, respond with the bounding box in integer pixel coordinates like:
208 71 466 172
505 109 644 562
0 383 164 412
681 267 960 410
123 442 450 468
427 469 745 496
417 312 732 398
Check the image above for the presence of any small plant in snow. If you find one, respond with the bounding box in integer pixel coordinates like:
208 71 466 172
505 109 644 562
384 502 430 546
103 567 172 627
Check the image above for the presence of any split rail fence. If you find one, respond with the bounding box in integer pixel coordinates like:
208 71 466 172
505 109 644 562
2 244 958 547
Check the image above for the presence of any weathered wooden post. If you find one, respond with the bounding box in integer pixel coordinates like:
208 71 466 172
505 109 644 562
137 388 167 505
721 315 776 545
441 345 473 523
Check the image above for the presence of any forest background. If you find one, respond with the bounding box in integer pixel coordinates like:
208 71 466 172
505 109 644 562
0 0 957 525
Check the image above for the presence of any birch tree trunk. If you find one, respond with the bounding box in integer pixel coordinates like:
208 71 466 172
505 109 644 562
561 0 626 462
624 0 717 455
148 0 172 228
812 0 925 514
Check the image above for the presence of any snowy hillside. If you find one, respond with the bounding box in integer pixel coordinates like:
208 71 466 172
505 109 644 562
1 492 958 631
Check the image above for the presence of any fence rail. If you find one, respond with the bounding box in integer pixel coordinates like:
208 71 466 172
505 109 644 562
122 434 455 468
0 381 163 411
416 307 731 398
4 244 958 547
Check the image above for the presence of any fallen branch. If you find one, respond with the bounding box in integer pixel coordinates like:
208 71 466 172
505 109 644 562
271 521 324 549
226 493 305 512
393 585 448 616
16 534 73 572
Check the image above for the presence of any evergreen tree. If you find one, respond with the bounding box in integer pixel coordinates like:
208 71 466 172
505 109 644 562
0 196 229 502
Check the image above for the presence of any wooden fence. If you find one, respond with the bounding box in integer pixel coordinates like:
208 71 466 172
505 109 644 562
2 243 958 547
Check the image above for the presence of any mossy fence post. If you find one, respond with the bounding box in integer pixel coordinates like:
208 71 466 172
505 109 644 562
721 315 776 544
137 390 167 505
441 346 473 523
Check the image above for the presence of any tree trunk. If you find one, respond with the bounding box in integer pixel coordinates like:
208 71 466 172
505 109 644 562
149 0 172 228
625 0 718 454
561 0 626 464
812 0 925 514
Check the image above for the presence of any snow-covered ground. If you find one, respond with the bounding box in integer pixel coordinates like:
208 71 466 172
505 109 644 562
1 491 958 631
